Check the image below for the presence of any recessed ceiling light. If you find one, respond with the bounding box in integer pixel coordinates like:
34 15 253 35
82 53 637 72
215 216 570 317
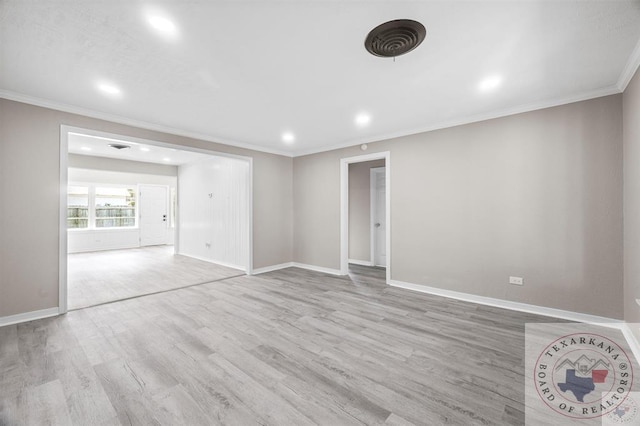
478 75 502 92
80 146 92 152
282 132 295 144
355 113 371 127
146 13 178 39
140 147 150 152
96 81 122 97
163 157 171 162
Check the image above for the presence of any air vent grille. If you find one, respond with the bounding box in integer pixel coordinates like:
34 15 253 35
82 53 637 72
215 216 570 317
365 19 426 58
108 143 131 150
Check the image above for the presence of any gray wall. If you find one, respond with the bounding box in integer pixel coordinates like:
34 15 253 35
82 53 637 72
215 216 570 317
0 91 630 320
294 95 624 319
0 98 293 318
68 154 178 176
624 67 640 328
349 160 385 262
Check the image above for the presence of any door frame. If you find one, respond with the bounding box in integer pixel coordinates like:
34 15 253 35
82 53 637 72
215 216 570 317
370 166 386 267
59 125 254 314
340 151 390 283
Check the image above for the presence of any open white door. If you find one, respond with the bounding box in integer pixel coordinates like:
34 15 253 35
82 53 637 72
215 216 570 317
371 167 386 267
139 185 168 246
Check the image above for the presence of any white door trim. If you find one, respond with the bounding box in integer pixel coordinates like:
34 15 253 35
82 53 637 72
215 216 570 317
370 166 385 267
340 151 390 284
247 157 254 276
59 127 69 314
59 125 254 314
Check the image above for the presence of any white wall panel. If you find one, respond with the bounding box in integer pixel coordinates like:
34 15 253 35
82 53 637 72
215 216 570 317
178 157 249 270
68 228 140 253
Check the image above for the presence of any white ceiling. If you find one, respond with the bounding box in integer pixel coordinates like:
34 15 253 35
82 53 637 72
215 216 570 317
2 1 640 157
68 132 212 166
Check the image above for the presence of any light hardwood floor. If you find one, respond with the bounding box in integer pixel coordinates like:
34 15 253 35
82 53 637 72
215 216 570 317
68 246 244 309
0 265 635 425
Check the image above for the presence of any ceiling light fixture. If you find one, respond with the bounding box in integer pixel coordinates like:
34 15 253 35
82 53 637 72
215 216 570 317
145 11 178 39
282 132 295 144
163 157 171 162
478 75 502 92
365 19 426 58
140 147 150 152
355 113 371 127
80 146 92 152
96 81 122 97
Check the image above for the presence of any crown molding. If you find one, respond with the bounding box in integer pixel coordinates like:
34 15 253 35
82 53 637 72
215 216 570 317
0 90 293 158
292 85 621 157
617 37 640 92
1 84 623 160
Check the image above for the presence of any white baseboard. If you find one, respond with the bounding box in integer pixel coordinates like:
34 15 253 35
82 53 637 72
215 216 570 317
68 242 140 254
178 252 246 272
0 307 60 327
251 262 344 276
292 262 345 276
388 279 622 325
348 259 374 266
622 323 640 367
251 262 294 275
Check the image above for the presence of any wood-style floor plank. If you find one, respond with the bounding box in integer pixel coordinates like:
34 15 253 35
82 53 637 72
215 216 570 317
1 263 637 425
67 246 243 309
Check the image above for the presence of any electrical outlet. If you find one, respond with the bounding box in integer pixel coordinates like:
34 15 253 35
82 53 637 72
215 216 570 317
509 276 524 286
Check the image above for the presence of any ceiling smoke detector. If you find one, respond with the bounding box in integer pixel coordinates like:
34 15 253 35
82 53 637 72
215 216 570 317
108 143 131 150
365 19 426 58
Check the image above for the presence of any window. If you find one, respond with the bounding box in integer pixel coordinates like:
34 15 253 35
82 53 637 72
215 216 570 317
67 186 89 228
95 187 136 228
67 184 137 229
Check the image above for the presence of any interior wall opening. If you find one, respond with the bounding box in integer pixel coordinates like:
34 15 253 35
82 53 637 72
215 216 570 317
348 160 386 268
340 151 391 282
60 126 253 312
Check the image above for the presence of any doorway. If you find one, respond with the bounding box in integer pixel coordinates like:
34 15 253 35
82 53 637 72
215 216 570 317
340 151 390 282
370 166 386 267
139 185 169 246
59 126 253 312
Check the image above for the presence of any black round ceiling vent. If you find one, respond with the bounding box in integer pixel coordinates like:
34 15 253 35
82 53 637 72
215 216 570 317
365 19 426 58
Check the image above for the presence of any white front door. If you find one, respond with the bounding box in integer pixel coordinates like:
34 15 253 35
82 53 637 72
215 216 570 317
139 185 168 246
371 167 386 267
